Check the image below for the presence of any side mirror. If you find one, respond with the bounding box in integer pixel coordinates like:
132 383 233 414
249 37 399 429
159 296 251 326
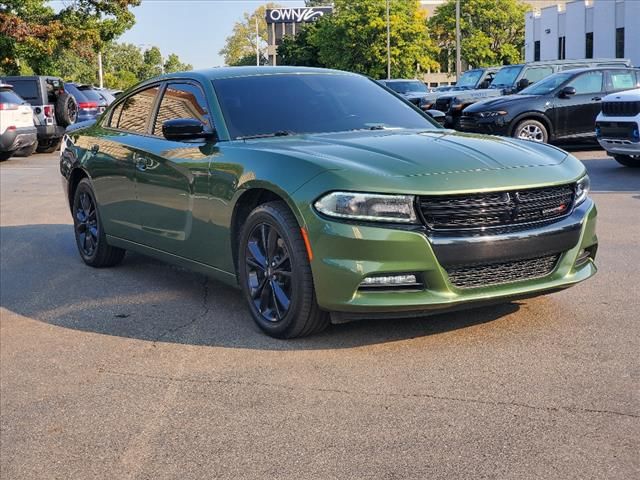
425 109 446 126
517 78 530 91
162 118 215 142
559 86 576 98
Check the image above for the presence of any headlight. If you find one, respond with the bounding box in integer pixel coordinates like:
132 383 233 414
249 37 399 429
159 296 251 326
575 175 590 206
477 111 507 118
314 192 417 223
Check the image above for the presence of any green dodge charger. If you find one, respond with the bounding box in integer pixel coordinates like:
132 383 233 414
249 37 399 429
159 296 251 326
60 67 597 338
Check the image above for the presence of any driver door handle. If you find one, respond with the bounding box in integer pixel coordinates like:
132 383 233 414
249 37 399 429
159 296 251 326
132 152 147 171
591 96 602 101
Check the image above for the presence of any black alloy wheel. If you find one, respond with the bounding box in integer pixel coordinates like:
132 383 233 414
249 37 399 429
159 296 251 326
245 222 293 322
72 178 125 267
239 201 329 338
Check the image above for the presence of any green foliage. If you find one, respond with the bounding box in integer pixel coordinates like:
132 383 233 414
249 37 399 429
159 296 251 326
219 3 281 66
428 0 528 69
279 0 438 79
164 53 193 74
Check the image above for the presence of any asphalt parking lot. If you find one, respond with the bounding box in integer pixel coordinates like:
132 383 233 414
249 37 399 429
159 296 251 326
1 147 639 479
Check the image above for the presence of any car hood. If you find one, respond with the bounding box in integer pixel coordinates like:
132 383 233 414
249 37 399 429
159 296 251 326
249 129 569 179
602 88 640 101
466 94 538 111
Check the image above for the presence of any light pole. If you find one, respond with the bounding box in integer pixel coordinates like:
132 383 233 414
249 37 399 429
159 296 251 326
97 51 104 89
455 0 461 78
255 16 260 66
386 0 391 79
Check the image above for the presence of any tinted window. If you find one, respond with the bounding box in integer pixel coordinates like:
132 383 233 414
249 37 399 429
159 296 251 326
456 70 483 88
77 86 104 103
519 71 574 95
491 66 522 88
566 71 603 95
117 86 160 134
522 67 553 84
0 90 27 105
63 84 89 103
212 74 437 140
153 83 211 136
609 71 637 91
6 80 40 104
383 81 428 94
108 102 124 128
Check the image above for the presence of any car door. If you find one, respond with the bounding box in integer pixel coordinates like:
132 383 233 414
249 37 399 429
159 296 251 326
90 84 161 243
552 70 604 137
135 81 215 262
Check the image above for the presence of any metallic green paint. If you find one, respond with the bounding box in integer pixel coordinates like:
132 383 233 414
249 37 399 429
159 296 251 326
60 67 597 319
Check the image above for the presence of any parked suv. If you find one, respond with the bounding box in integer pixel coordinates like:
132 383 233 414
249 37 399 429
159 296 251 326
433 59 631 128
65 83 105 122
0 83 37 161
596 87 640 167
419 67 499 110
459 67 640 143
1 76 77 152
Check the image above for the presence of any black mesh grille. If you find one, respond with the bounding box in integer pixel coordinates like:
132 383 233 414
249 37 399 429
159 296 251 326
419 184 575 231
446 254 560 289
601 101 640 117
434 97 452 112
597 121 637 139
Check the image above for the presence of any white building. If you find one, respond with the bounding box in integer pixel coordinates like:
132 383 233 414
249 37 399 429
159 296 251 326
525 0 640 66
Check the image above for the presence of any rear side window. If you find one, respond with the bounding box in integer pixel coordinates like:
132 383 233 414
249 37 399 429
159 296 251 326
566 71 603 95
0 90 26 105
522 67 553 84
115 86 160 134
6 80 40 104
609 71 638 91
153 83 211 136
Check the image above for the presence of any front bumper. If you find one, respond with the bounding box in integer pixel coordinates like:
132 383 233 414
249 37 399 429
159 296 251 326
306 199 597 316
458 115 510 135
596 120 640 155
0 126 37 152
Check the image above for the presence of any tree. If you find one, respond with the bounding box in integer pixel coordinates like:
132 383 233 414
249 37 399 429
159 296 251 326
0 0 140 75
140 46 163 79
219 3 281 66
428 0 528 69
164 53 193 74
304 0 333 5
284 0 438 79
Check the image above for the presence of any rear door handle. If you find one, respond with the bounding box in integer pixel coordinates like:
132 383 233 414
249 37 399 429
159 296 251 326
132 152 147 171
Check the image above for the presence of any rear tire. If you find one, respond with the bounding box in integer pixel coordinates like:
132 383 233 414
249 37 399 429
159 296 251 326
613 154 640 168
36 139 61 154
72 178 125 267
512 119 548 143
0 151 12 161
14 143 38 157
238 201 329 338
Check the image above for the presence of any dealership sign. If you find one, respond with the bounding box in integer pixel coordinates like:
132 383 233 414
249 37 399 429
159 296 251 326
265 7 333 24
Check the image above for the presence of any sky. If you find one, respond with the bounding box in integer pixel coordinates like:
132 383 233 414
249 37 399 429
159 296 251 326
50 0 306 69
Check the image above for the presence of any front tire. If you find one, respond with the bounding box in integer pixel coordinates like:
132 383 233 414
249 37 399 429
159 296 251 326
72 178 125 267
513 119 548 143
238 201 329 338
613 154 640 168
36 139 61 154
0 151 12 161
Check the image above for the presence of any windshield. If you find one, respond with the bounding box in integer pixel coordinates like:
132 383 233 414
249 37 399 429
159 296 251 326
213 74 438 140
519 72 574 95
384 80 428 94
490 66 523 88
456 70 483 88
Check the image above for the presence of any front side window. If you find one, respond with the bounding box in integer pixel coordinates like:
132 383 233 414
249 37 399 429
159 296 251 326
115 86 160 134
153 83 211 136
212 74 437 140
519 71 574 96
566 71 603 95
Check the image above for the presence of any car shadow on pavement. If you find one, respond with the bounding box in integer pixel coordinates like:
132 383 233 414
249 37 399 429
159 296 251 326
1 224 521 351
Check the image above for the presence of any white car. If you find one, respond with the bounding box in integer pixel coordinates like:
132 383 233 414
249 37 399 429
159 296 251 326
595 87 640 168
0 83 38 161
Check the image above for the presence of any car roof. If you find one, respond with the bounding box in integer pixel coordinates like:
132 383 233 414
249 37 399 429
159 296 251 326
1 75 63 81
556 66 638 74
382 79 423 83
154 66 358 84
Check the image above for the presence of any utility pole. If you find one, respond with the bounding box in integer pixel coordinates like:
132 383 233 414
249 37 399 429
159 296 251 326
386 0 391 79
255 16 260 66
455 0 461 78
97 51 104 89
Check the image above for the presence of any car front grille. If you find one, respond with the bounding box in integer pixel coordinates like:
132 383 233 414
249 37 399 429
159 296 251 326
418 184 575 231
601 101 640 117
446 254 560 289
597 121 637 139
458 115 478 130
434 97 452 112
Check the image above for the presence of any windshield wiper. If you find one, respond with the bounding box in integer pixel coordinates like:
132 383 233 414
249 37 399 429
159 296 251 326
237 130 293 140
